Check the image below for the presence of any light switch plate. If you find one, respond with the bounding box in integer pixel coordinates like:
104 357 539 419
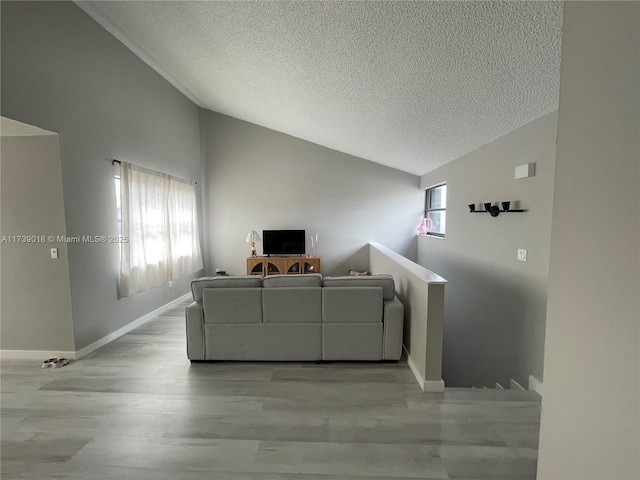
50 248 58 259
517 248 528 262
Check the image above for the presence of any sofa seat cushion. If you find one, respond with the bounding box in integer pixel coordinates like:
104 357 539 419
322 287 383 324
322 275 395 300
263 273 322 288
202 288 262 323
191 276 263 302
263 287 322 323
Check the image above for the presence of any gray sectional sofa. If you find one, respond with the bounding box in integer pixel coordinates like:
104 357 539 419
185 273 404 362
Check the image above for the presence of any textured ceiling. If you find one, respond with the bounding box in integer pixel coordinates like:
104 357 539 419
77 1 563 176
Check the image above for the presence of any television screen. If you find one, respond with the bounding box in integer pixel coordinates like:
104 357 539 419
262 230 305 256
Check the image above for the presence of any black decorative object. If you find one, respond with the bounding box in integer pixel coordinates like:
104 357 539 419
470 201 526 217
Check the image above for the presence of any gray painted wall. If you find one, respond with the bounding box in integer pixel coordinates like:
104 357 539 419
537 2 639 478
200 110 420 277
418 111 557 388
1 134 75 352
1 2 204 350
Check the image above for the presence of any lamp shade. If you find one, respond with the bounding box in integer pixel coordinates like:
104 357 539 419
246 230 261 243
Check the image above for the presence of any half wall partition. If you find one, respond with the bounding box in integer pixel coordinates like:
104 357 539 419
369 242 446 391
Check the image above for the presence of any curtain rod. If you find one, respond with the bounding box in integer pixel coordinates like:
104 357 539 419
111 158 197 185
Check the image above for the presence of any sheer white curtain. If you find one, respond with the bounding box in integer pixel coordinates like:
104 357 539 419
167 178 202 279
119 162 202 297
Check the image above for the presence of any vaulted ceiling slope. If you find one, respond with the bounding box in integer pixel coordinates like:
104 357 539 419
76 1 563 176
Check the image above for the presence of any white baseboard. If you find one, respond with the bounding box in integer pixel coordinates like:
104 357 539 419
404 346 424 388
510 378 525 391
404 345 445 392
423 379 445 392
528 374 543 396
0 349 77 361
1 293 191 361
74 293 191 359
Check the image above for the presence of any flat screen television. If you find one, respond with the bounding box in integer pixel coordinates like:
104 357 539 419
262 230 305 256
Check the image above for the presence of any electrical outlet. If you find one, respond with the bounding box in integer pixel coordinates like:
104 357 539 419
517 249 528 262
50 248 58 259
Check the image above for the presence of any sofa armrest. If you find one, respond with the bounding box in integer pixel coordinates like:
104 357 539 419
382 297 404 360
186 302 205 360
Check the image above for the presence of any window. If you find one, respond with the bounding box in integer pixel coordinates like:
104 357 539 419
423 183 447 237
116 162 202 297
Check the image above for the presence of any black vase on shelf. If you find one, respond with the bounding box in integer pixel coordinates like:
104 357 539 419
501 201 510 212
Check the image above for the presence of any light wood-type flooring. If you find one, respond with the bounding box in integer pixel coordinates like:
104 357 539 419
1 300 541 479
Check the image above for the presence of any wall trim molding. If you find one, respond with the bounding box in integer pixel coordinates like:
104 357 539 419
423 379 446 392
404 345 445 392
404 345 424 388
528 374 543 396
74 293 191 359
1 293 191 361
0 349 77 361
75 3 204 108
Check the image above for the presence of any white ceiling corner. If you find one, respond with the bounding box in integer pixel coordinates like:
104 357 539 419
75 1 563 176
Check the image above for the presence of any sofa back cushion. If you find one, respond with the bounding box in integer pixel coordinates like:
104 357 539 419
202 288 262 323
263 274 322 288
262 287 322 323
322 275 395 300
322 287 383 324
191 276 263 302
